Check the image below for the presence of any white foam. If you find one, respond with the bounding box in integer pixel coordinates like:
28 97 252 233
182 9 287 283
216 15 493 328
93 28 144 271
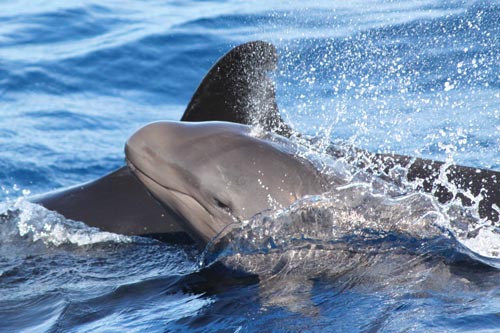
458 227 500 260
2 198 133 247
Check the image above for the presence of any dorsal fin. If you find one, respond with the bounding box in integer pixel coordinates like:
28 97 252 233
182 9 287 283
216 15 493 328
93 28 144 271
181 41 291 136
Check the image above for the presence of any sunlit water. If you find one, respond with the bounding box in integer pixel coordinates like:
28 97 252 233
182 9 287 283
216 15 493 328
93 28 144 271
1 1 500 332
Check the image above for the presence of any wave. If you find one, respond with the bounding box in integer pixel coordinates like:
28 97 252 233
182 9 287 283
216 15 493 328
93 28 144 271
202 157 500 274
0 199 133 247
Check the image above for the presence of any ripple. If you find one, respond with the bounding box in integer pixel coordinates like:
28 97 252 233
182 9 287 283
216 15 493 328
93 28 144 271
24 110 118 131
0 293 67 333
0 5 119 47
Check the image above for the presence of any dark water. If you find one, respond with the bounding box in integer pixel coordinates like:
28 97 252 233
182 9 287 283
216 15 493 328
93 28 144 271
1 1 500 332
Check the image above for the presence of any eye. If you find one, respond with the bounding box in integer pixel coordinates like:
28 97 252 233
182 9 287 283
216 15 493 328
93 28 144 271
214 198 231 213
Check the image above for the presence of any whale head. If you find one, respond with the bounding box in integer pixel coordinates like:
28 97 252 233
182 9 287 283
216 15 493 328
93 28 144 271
125 121 326 244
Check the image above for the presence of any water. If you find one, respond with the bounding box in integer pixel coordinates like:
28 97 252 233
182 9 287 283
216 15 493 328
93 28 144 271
1 0 500 331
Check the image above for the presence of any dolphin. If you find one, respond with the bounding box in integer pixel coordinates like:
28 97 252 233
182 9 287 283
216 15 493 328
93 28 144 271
29 41 294 245
29 40 500 246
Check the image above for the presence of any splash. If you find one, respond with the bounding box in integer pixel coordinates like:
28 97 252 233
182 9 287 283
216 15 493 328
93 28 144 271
201 137 500 273
0 198 133 247
203 185 441 272
459 226 500 263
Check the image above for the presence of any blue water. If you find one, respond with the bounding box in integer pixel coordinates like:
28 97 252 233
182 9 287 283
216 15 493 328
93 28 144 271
1 0 500 332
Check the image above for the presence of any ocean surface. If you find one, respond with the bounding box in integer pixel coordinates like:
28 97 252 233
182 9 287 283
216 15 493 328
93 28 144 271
1 0 500 332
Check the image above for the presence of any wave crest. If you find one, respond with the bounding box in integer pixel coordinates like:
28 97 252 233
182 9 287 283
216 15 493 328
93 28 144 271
0 198 133 247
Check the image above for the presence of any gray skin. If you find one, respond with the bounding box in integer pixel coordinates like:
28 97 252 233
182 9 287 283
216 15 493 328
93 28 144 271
125 121 328 244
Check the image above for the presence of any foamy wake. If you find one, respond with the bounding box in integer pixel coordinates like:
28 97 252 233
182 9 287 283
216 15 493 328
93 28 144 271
0 198 133 247
210 184 500 270
455 226 500 268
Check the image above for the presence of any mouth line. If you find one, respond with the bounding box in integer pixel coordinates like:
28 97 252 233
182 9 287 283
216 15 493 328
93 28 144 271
126 158 216 219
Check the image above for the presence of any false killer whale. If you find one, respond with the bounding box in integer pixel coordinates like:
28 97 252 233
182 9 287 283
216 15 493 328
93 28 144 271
30 41 500 246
